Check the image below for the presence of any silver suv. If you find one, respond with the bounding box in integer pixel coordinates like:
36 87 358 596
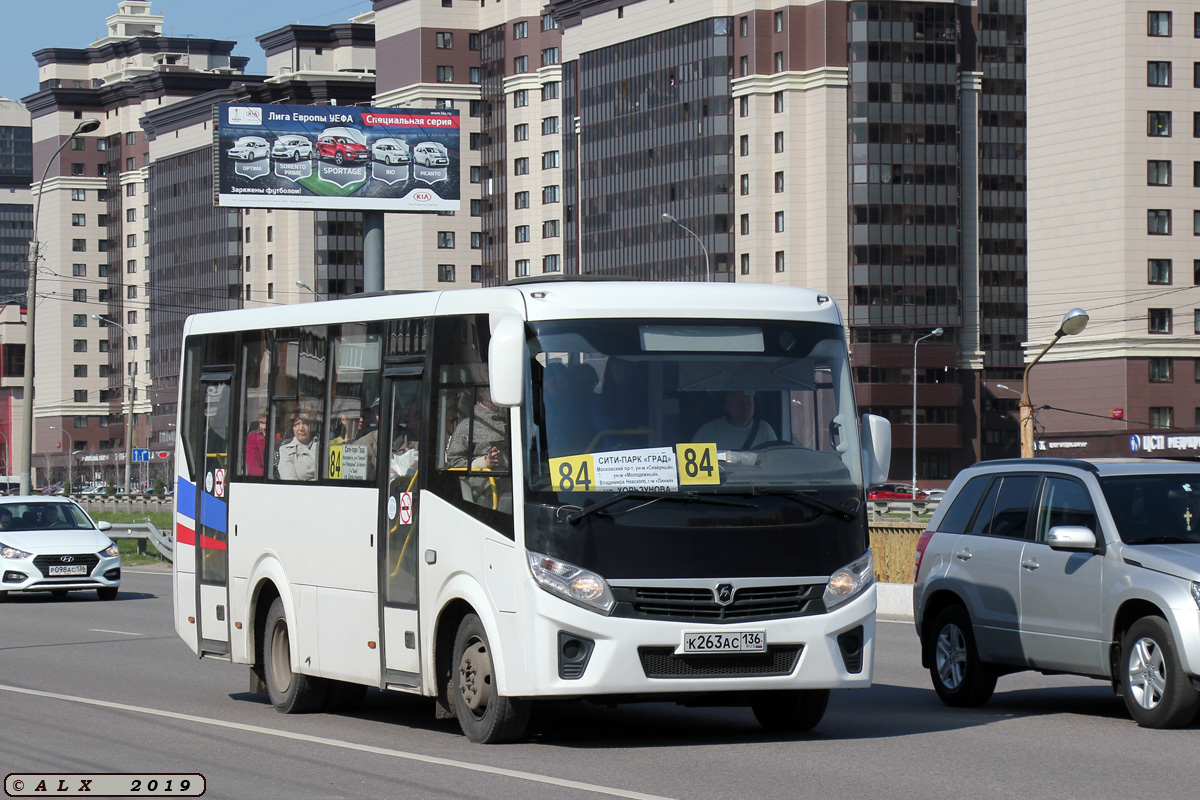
913 458 1200 728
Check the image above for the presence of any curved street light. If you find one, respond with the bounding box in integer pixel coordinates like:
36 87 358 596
1021 308 1089 458
20 118 101 495
296 280 324 301
912 327 943 497
660 213 711 282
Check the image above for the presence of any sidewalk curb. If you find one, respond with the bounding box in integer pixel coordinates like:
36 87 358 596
877 582 913 620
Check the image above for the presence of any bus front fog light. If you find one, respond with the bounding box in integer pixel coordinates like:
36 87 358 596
528 551 615 614
822 551 874 611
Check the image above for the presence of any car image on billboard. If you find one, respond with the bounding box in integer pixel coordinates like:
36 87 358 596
215 103 460 212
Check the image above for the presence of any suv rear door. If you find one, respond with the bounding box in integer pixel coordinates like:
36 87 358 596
1018 475 1106 675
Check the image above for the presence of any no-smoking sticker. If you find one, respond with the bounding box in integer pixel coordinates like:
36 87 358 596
398 492 413 525
214 469 226 498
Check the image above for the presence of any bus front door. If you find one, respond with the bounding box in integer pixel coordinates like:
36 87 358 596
195 372 233 655
379 370 424 680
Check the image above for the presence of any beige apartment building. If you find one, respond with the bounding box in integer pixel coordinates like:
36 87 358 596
1027 1 1200 456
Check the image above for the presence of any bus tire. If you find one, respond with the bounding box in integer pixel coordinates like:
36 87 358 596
452 613 530 743
751 689 829 732
264 597 327 713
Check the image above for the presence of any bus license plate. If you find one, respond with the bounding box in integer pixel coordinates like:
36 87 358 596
48 565 87 576
680 630 766 654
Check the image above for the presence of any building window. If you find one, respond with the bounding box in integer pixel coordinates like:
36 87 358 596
435 99 454 109
740 135 749 156
74 365 87 378
1149 407 1173 428
469 67 481 84
1196 309 1200 335
774 51 784 72
98 339 108 351
1148 160 1172 185
542 82 560 100
740 15 748 36
774 91 784 113
515 191 530 209
515 259 530 278
70 138 85 151
513 21 528 38
542 47 559 66
542 220 560 238
71 163 85 176
514 123 529 142
74 390 87 403
436 65 453 82
513 90 529 107
1148 61 1172 86
471 265 483 283
774 10 784 32
437 231 455 248
739 55 748 77
1149 10 1172 36
542 151 560 169
1149 110 1171 136
125 157 136 171
774 171 785 193
437 264 455 282
73 339 87 353
97 239 108 252
774 131 784 152
1149 259 1173 284
126 233 137 248
774 251 785 273
740 174 749 196
469 132 481 150
1149 308 1173 333
542 116 559 135
542 185 560 204
740 253 750 275
1148 209 1171 234
774 211 785 232
470 199 481 217
470 232 483 249
513 55 528 73
514 157 529 175
543 254 561 272
1195 210 1200 236
72 263 86 277
127 285 137 299
739 96 749 117
71 213 86 227
1150 357 1173 382
1195 62 1200 86
72 289 86 302
515 225 530 243
436 32 453 48
469 32 480 49
470 166 481 183
71 188 85 201
72 239 86 252
739 214 749 235
73 315 86 327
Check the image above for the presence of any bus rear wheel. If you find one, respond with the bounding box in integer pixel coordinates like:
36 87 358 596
751 689 829 732
264 597 327 713
452 613 531 743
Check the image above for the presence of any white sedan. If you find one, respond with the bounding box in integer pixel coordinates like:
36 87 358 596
0 498 121 601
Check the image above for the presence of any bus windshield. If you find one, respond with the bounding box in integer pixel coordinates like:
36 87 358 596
523 318 862 503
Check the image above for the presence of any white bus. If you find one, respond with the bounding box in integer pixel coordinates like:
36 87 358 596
172 279 891 743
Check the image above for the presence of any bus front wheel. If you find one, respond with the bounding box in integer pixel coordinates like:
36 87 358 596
452 613 531 743
263 597 327 713
751 689 829 732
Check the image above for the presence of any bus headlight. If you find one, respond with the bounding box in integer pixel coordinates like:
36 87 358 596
527 552 615 615
822 551 874 611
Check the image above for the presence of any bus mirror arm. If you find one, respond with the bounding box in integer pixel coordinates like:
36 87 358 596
488 312 525 407
860 413 891 486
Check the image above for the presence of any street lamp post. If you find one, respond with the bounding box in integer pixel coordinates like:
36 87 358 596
296 280 324 301
48 425 74 494
92 314 135 494
20 117 101 495
660 213 711 282
912 328 943 496
1020 308 1089 458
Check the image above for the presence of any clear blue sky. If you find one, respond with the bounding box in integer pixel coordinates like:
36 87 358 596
0 0 374 103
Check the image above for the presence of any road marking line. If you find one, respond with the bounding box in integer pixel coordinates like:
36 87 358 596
0 683 674 800
88 629 143 636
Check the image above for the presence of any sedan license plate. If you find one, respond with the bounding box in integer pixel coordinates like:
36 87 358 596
680 630 766 654
48 565 87 576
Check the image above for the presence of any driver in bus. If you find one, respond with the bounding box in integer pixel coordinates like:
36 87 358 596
693 390 777 450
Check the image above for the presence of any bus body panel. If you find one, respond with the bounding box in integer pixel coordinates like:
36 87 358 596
175 565 198 652
230 577 249 663
383 606 420 673
316 586 381 685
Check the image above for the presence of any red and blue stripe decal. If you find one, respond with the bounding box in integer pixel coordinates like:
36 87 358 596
175 476 228 550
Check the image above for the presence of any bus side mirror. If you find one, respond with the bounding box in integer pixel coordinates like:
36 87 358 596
488 312 525 407
860 413 891 486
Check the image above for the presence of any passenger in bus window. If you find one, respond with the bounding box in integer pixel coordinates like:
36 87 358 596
278 408 320 481
245 411 267 476
693 390 777 450
448 387 508 471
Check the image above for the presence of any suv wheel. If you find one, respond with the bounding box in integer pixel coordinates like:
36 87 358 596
1120 616 1200 728
928 605 997 707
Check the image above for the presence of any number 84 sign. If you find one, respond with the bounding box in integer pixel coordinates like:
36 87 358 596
548 443 719 492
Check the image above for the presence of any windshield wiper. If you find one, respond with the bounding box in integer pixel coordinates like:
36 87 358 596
732 487 859 523
1132 536 1199 545
565 491 755 524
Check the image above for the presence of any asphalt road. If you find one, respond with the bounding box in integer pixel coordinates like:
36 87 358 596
1 570 1196 799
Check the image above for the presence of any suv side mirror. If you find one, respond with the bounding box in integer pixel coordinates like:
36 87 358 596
1046 525 1096 551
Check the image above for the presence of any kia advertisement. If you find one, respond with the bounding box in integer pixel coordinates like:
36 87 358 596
214 103 460 211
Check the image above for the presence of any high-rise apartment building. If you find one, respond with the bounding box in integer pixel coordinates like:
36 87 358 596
1026 2 1200 457
0 98 32 480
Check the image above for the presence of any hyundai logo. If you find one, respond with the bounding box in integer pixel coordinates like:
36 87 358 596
59 556 75 563
714 583 735 606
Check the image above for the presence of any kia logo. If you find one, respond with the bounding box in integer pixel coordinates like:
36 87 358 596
714 583 734 606
60 556 75 563
413 191 433 202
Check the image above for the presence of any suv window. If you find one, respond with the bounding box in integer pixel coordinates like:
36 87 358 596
938 475 991 533
966 478 1001 535
1034 477 1097 542
986 475 1040 539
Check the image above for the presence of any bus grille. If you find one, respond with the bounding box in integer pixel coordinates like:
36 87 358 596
33 554 100 574
637 646 802 678
614 584 825 623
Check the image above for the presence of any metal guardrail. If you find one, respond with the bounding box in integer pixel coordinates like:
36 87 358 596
103 520 174 563
868 499 939 522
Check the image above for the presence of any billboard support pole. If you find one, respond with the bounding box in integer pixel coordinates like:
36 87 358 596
364 211 384 293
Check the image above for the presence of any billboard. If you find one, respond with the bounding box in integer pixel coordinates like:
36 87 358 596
214 103 460 212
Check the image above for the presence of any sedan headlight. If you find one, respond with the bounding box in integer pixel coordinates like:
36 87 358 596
823 551 875 611
100 542 120 559
1191 582 1200 610
527 551 614 614
0 541 32 560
